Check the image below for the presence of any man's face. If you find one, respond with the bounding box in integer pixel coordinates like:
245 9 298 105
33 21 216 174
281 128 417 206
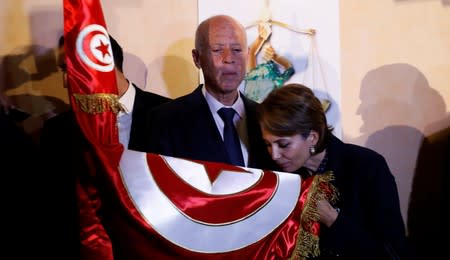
193 18 248 97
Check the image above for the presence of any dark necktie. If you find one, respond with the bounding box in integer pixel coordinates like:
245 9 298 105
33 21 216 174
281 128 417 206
218 107 245 166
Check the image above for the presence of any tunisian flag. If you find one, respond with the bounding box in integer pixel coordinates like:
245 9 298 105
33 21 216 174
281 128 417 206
63 0 336 259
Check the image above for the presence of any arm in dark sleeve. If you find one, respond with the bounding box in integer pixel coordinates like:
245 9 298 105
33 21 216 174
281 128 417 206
143 107 175 156
323 154 407 259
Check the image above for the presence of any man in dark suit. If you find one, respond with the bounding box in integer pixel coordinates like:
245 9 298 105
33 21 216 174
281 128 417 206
42 35 170 151
146 15 272 169
105 36 171 150
39 35 170 259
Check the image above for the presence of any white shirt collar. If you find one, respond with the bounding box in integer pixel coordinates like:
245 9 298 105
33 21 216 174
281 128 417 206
118 81 135 116
202 85 245 119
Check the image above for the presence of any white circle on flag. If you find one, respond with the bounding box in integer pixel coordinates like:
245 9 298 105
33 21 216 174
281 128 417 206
76 24 114 72
119 150 302 253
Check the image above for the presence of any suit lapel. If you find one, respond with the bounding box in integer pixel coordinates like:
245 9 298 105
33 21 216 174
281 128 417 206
241 94 272 168
183 86 230 163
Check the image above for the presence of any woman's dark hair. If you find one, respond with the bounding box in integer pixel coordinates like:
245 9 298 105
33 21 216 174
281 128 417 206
256 83 333 153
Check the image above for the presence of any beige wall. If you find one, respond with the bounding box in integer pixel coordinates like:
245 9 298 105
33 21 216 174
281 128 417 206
340 0 449 226
1 0 449 231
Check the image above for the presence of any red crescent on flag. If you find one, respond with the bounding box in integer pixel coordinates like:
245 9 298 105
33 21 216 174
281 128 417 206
147 154 277 224
82 31 111 66
76 24 114 72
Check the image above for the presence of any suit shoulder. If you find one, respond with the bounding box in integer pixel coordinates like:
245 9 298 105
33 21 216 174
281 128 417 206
342 142 387 167
346 143 385 160
135 87 171 105
343 142 392 181
241 93 258 107
151 90 200 115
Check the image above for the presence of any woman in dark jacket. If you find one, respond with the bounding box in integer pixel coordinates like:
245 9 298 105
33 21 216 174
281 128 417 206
256 83 407 259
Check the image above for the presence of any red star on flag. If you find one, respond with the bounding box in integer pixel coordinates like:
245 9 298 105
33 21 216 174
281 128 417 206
95 39 111 59
189 159 251 183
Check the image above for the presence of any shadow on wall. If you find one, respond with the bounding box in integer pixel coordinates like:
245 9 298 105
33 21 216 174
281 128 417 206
157 37 197 98
102 0 144 33
0 44 69 141
350 63 447 235
0 7 67 142
123 51 148 90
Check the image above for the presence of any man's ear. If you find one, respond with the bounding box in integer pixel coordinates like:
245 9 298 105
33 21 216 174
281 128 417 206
192 49 201 69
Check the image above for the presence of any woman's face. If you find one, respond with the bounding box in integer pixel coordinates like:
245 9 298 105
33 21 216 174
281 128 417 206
261 129 314 172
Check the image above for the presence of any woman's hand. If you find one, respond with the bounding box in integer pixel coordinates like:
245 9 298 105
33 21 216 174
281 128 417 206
317 199 339 227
